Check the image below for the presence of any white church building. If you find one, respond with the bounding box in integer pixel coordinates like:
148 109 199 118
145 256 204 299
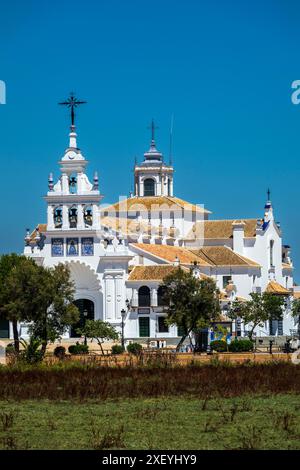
10 103 297 348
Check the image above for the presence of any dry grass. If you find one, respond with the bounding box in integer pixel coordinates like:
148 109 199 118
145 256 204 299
0 361 300 401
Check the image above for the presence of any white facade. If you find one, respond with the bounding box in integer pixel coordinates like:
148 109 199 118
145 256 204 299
18 122 297 346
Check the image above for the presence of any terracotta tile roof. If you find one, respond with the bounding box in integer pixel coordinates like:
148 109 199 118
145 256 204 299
219 291 248 302
293 291 300 299
101 196 211 214
127 265 186 281
187 219 258 240
282 263 293 270
30 224 47 241
131 243 260 268
265 281 290 295
189 246 261 267
131 243 212 266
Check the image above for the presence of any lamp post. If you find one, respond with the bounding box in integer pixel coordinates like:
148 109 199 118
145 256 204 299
121 308 126 350
83 309 88 345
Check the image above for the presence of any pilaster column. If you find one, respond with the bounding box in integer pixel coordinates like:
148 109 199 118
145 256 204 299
61 173 69 194
77 204 84 229
151 288 158 307
77 172 83 194
92 204 100 229
47 205 55 230
62 205 69 229
132 288 138 307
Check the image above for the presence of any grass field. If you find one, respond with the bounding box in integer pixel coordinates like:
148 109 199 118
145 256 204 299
1 395 300 450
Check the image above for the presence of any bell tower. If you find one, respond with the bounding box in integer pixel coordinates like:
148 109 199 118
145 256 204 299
134 119 174 197
45 94 103 235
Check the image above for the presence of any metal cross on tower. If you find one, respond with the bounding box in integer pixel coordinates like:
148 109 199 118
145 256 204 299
59 92 86 127
267 188 271 201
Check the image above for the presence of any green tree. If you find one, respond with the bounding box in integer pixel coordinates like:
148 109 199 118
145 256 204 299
161 268 220 351
76 319 119 355
0 254 38 352
292 297 300 321
228 292 285 340
28 264 79 355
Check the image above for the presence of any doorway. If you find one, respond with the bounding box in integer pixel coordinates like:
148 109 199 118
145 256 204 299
71 299 95 337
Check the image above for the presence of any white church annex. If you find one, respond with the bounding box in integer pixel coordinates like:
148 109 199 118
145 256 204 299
16 95 297 348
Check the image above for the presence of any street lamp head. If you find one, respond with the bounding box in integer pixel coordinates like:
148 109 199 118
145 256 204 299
83 309 88 318
121 308 126 319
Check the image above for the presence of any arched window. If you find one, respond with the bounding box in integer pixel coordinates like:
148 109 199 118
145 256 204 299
54 206 63 228
69 206 78 228
144 179 155 196
69 173 77 194
270 240 274 267
138 286 151 307
157 286 167 306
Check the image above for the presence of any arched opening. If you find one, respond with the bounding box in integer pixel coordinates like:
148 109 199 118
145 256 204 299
138 286 151 307
270 240 274 267
54 206 63 228
71 299 95 337
69 206 78 228
144 178 155 197
84 205 93 227
69 173 77 194
157 286 167 306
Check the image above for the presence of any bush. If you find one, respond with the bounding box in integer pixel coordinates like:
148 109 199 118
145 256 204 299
210 340 228 352
68 343 89 355
127 342 142 355
111 345 124 355
229 339 254 353
54 346 66 359
5 344 15 355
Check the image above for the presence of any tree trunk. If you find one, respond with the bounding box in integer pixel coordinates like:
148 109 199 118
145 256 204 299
41 340 47 357
12 320 19 353
97 339 105 356
176 328 193 352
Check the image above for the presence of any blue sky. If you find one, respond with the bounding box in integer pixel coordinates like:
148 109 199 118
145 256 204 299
1 0 300 278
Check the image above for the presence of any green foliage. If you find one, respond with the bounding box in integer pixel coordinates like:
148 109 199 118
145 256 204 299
53 346 66 359
76 320 119 355
28 264 79 354
0 255 79 355
111 345 124 355
292 298 300 318
68 343 89 355
228 292 285 339
210 340 227 352
0 254 38 352
229 339 254 352
161 268 220 351
127 342 142 355
5 344 15 355
19 337 43 364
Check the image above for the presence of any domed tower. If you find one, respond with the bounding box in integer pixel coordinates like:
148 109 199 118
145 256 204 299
134 119 174 197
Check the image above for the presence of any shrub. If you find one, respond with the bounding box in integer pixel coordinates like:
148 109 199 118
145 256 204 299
111 345 124 355
229 339 254 353
5 344 15 355
127 342 142 355
19 337 43 364
68 343 89 355
53 346 66 359
210 340 227 352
